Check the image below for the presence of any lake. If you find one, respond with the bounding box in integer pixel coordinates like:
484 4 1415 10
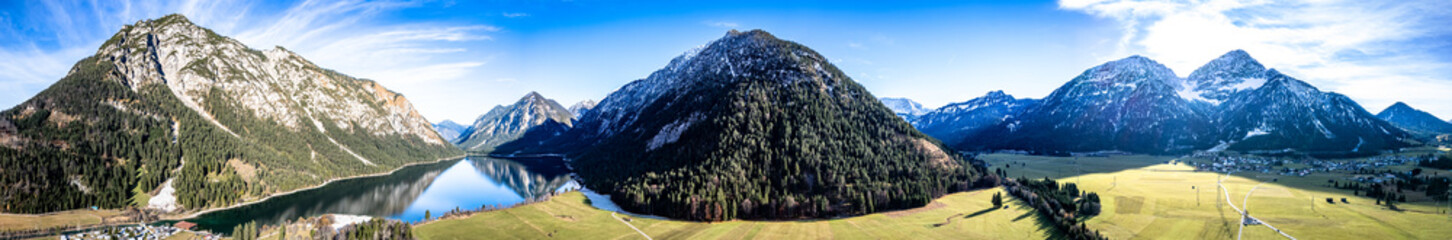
182 157 585 234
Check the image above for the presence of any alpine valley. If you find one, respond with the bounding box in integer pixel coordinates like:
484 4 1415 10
5 7 1452 240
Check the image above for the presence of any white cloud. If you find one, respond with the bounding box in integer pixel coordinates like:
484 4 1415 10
1061 0 1452 117
502 12 529 18
703 21 740 28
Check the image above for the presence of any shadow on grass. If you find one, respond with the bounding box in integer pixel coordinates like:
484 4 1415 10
963 207 999 219
933 206 1001 228
1006 197 1070 240
983 154 1173 181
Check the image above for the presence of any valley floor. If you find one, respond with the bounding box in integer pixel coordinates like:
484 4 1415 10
414 189 1054 240
420 153 1452 239
984 153 1452 239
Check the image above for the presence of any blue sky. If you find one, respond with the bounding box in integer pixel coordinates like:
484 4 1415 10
2 0 1451 123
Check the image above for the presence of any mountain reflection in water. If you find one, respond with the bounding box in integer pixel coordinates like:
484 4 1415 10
184 157 574 234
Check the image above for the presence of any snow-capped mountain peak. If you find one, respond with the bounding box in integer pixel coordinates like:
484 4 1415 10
879 97 928 119
1183 49 1270 104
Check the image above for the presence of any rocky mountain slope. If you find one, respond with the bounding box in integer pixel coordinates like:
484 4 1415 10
560 30 985 221
1181 50 1267 104
951 50 1409 156
879 97 928 120
1375 102 1452 137
432 120 468 142
1207 60 1410 156
454 92 574 153
912 91 1037 146
0 14 461 213
568 99 597 118
962 56 1216 154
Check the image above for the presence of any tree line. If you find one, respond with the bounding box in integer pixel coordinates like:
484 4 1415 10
1002 177 1107 240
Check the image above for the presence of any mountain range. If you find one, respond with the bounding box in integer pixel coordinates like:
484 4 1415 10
911 91 1037 147
0 15 460 213
927 50 1409 156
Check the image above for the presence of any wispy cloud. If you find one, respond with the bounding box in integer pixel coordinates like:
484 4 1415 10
0 0 497 122
1061 0 1452 117
502 12 529 18
703 20 739 28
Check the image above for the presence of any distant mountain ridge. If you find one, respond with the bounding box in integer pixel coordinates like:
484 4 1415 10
454 92 574 153
879 97 929 120
0 14 461 213
1376 102 1452 137
911 91 1037 147
433 120 467 142
949 50 1409 156
962 56 1215 154
568 99 597 118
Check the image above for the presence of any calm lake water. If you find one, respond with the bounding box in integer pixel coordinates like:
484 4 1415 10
183 157 580 234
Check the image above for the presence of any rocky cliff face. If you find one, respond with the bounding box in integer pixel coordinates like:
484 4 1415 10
97 15 446 144
0 14 460 213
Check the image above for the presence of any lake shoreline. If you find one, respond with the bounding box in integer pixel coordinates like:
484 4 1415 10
167 154 467 220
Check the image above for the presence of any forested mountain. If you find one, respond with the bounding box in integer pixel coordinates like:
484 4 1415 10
0 14 461 213
559 30 987 221
454 92 574 153
961 56 1216 154
879 97 928 120
432 120 467 142
1376 102 1452 138
911 91 1037 146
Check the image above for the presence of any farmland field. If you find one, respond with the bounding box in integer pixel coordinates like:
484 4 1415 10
983 153 1452 239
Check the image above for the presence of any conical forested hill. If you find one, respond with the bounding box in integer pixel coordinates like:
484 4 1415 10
564 30 987 221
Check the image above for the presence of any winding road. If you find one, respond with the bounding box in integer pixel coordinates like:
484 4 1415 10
1219 172 1297 240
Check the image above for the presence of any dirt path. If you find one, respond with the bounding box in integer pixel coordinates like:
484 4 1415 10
612 212 651 240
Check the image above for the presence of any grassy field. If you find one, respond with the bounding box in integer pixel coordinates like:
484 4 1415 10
416 188 1055 240
983 153 1452 240
0 209 123 232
